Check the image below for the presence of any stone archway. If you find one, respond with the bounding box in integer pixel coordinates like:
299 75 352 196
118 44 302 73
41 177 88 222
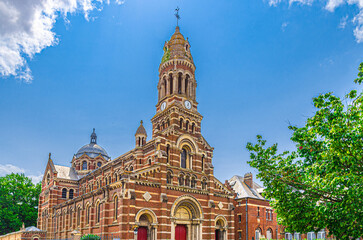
215 216 228 240
171 195 203 240
135 208 158 240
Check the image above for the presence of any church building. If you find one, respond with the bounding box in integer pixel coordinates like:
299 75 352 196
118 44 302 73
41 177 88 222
37 26 235 240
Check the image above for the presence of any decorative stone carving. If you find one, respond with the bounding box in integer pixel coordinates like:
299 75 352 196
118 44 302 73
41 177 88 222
143 192 152 202
218 202 223 209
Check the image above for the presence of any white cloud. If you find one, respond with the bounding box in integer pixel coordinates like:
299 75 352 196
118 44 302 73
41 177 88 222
265 0 363 43
281 22 289 31
0 164 43 183
339 15 348 28
0 0 123 83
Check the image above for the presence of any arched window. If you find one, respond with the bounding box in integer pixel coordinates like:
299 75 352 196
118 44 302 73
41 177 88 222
191 123 195 133
202 179 207 190
97 181 100 189
178 73 182 94
46 173 50 185
167 172 172 184
180 118 183 129
114 196 118 220
191 177 196 188
185 175 190 186
179 174 184 186
181 149 187 168
62 188 67 198
148 159 152 165
82 161 87 170
266 228 273 239
77 207 80 226
108 176 111 184
167 119 170 127
185 76 189 96
169 74 173 94
201 154 205 172
114 173 118 182
97 162 102 168
69 189 74 199
138 137 141 146
86 205 90 225
185 120 189 131
255 228 262 240
130 166 133 171
166 145 170 163
96 203 101 223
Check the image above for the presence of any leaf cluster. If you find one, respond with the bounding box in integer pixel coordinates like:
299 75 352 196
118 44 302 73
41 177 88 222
0 173 41 235
246 63 363 239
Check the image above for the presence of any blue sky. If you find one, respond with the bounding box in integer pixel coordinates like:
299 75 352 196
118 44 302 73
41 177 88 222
0 0 362 183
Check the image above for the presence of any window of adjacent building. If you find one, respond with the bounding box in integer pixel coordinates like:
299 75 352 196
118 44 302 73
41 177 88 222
307 232 316 240
266 209 268 219
62 188 67 199
266 228 272 239
255 228 262 240
238 215 242 223
285 233 292 240
69 189 74 199
238 232 242 240
294 233 301 240
257 207 260 217
317 230 326 239
82 161 87 170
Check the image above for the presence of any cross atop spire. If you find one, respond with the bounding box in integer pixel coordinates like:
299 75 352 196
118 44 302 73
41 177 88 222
175 7 180 26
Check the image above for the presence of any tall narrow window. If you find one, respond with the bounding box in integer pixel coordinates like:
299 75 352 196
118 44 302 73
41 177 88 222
166 145 170 163
185 77 189 96
181 149 187 168
179 175 184 186
114 196 118 220
178 73 182 94
167 172 172 184
109 176 111 184
201 155 205 172
257 207 260 217
185 176 190 186
238 215 242 223
180 118 183 129
169 74 173 94
82 161 87 170
96 203 101 223
77 207 80 226
266 209 268 219
87 206 90 225
69 189 74 199
62 188 67 198
185 120 189 131
191 177 196 188
192 123 195 133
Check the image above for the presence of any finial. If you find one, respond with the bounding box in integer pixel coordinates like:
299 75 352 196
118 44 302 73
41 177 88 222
175 7 180 27
49 153 51 160
90 128 97 144
140 120 143 125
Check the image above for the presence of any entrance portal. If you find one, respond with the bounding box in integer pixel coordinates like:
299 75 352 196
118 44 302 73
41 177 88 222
175 225 187 240
137 227 148 240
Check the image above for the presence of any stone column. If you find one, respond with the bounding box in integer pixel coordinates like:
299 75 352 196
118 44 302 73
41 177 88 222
173 73 178 94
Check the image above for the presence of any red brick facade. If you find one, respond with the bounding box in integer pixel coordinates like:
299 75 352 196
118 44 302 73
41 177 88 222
37 26 235 240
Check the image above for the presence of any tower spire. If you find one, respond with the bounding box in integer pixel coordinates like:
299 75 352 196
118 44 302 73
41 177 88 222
175 7 180 27
90 128 97 144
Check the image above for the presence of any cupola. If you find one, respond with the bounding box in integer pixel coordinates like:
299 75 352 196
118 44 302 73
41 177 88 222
135 120 147 147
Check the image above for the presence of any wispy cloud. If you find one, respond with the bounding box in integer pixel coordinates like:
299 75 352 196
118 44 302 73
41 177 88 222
0 0 124 83
281 22 289 31
265 0 363 43
0 164 43 183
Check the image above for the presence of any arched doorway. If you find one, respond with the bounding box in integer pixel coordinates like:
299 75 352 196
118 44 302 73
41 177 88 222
215 216 227 240
171 195 203 240
135 209 158 240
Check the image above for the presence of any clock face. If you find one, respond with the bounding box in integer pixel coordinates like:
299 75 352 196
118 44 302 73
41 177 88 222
184 100 192 109
160 102 166 111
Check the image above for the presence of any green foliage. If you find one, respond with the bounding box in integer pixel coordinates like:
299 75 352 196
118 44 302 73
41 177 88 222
161 47 170 63
246 63 363 240
0 173 41 235
81 234 101 240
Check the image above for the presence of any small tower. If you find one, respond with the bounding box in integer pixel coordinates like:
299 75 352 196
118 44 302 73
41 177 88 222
135 120 147 147
90 128 97 144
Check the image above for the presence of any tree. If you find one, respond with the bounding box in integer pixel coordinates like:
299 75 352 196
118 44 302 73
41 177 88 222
246 63 363 240
0 173 41 235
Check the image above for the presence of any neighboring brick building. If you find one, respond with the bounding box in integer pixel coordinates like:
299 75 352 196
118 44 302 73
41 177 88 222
229 174 279 240
37 26 235 240
0 226 46 240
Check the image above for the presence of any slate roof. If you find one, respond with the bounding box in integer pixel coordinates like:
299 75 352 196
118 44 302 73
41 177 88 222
229 175 265 200
135 121 147 136
54 165 79 180
24 226 43 232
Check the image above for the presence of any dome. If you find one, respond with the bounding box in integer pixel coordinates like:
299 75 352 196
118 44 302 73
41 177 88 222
135 120 147 136
75 129 110 160
75 143 110 160
161 26 193 64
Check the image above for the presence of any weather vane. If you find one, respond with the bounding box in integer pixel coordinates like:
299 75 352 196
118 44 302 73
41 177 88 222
175 7 180 26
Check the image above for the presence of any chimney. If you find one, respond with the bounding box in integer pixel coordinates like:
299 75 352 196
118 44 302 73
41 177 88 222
244 173 253 188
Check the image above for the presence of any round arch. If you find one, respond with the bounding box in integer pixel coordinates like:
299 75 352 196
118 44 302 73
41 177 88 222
135 208 158 224
176 134 199 153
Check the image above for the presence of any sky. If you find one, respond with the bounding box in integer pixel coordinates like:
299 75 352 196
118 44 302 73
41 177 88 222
0 0 362 184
